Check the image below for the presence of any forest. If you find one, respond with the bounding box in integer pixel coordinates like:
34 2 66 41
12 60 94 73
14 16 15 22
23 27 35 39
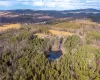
0 19 100 80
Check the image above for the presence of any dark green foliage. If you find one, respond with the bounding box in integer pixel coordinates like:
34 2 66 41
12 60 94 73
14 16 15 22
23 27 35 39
64 35 81 52
31 38 50 53
38 26 50 34
86 31 100 44
60 45 100 80
0 24 100 80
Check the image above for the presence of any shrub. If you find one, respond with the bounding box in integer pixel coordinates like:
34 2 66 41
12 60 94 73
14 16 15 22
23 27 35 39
86 31 100 44
64 35 81 51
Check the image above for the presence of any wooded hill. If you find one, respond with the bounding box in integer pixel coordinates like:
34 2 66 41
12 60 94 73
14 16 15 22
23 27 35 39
0 18 100 80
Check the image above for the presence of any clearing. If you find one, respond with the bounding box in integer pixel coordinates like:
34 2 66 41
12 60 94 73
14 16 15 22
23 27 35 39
49 30 74 37
35 30 74 38
0 24 21 32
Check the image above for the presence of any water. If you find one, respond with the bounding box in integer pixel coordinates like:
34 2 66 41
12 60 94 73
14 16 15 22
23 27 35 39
48 39 63 60
48 51 62 60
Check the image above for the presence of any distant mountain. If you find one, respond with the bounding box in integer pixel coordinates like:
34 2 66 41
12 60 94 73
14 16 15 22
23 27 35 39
0 8 100 24
63 8 100 13
1 8 100 13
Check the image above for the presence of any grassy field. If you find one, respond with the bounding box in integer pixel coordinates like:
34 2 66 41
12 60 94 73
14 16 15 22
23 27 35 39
53 21 80 29
49 29 74 37
0 24 21 32
34 29 74 38
52 19 99 29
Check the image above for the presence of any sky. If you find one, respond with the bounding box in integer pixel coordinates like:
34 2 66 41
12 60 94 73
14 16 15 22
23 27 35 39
0 0 100 10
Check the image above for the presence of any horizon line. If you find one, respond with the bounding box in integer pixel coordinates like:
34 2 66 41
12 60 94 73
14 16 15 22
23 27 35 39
0 8 100 11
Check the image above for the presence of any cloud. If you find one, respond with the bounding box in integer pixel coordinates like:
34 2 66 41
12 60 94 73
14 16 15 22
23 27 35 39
15 0 100 9
33 1 44 6
86 0 100 3
0 0 100 10
0 1 12 7
45 2 56 7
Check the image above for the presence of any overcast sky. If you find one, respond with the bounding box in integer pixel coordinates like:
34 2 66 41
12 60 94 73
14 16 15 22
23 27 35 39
0 0 100 10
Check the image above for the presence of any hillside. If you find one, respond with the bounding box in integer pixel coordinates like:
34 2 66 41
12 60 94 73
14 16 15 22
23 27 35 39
0 18 100 80
0 9 100 24
0 9 100 80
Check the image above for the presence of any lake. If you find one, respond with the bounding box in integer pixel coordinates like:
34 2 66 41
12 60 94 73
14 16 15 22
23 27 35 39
48 51 62 60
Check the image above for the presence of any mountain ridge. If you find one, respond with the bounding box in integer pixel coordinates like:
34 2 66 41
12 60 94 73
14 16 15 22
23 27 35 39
0 8 100 12
0 8 100 24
